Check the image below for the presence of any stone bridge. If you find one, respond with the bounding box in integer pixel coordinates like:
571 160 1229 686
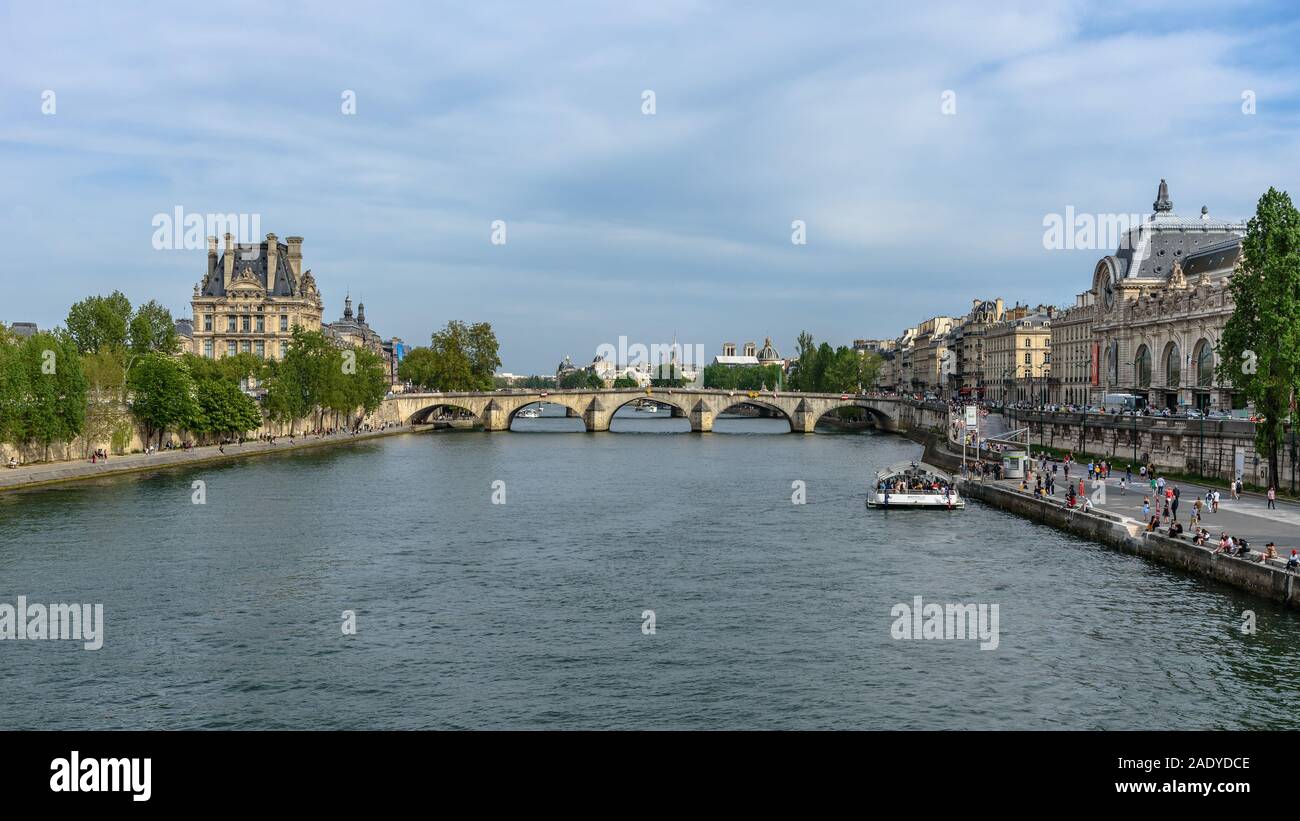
376 388 926 433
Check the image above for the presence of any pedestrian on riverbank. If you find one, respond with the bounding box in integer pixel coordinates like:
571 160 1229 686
1125 465 1132 483
1267 486 1277 509
1212 490 1220 513
1232 479 1241 501
1143 497 1150 518
1119 477 1127 495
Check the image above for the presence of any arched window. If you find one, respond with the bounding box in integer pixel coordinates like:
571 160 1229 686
1135 345 1151 388
1165 343 1180 387
1195 339 1213 387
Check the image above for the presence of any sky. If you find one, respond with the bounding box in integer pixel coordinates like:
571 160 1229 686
2 0 1299 373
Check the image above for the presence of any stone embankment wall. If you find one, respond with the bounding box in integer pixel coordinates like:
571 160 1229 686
1003 409 1296 487
0 405 355 466
958 479 1300 609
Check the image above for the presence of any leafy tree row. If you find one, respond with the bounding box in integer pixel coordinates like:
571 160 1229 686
786 332 881 393
263 328 388 434
702 363 783 391
398 321 501 392
0 330 87 460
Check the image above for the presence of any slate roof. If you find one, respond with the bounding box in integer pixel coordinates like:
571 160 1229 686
1105 182 1244 282
1180 237 1242 280
201 240 300 297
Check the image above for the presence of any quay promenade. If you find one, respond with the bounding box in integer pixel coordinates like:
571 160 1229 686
0 425 422 494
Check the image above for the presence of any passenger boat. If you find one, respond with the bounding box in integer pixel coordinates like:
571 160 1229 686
517 405 543 418
867 461 965 509
635 401 659 413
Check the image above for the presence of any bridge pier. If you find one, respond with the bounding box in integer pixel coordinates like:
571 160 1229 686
689 400 715 433
791 399 818 434
481 400 511 431
583 397 611 432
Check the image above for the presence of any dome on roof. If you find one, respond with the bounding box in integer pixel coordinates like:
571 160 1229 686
756 336 781 362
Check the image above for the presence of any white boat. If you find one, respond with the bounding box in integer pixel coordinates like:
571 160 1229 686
635 401 659 413
867 461 965 509
517 405 543 418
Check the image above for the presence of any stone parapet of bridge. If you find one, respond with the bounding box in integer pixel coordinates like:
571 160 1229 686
371 389 934 434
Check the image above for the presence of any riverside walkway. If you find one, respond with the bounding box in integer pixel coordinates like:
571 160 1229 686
981 459 1300 566
0 426 418 493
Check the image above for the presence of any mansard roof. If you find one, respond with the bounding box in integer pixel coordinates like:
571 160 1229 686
1102 181 1245 283
201 240 301 297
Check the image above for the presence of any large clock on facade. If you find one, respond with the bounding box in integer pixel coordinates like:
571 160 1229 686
1103 275 1115 310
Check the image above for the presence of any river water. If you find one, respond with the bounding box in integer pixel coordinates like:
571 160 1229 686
2 408 1297 729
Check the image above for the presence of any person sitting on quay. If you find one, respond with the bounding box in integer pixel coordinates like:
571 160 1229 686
1193 528 1209 547
1288 550 1300 571
1167 521 1184 539
1216 533 1232 553
6 456 19 469
1235 538 1252 559
1259 543 1279 564
1146 515 1160 532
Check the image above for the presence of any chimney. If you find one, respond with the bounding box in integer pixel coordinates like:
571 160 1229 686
223 232 235 290
286 236 303 277
207 236 217 282
265 233 278 288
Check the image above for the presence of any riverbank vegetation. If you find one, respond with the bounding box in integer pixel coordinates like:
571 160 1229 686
786 332 881 393
2 293 391 458
398 320 501 392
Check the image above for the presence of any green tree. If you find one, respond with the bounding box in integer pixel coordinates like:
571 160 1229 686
128 352 198 448
129 300 180 355
66 291 132 354
612 375 640 389
425 320 501 391
192 377 262 438
823 346 879 393
702 363 782 390
1217 187 1300 489
82 348 132 456
649 362 688 388
8 333 88 460
397 346 440 390
264 328 335 432
787 331 818 391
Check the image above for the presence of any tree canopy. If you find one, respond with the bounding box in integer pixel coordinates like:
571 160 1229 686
1217 186 1300 488
397 321 501 391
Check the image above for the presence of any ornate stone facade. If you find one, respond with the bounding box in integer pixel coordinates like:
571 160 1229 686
191 233 323 360
1090 181 1245 411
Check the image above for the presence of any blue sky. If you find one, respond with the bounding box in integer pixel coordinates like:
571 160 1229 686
2 1 1299 373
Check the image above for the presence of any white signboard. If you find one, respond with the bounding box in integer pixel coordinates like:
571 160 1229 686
1234 447 1245 482
965 405 978 430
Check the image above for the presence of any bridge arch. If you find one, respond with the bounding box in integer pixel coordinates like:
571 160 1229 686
408 402 481 426
712 397 795 432
812 400 898 432
506 396 591 427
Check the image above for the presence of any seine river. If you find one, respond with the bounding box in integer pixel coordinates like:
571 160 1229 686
2 408 1298 730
